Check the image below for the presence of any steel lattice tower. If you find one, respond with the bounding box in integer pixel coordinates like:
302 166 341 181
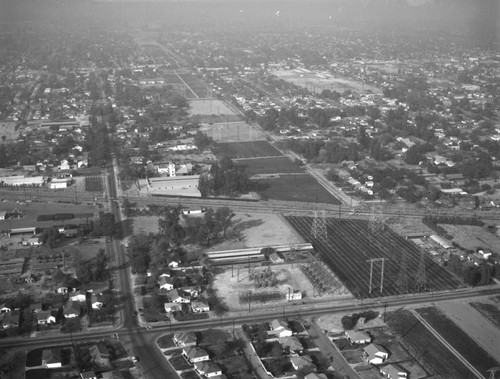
396 250 409 293
415 250 427 291
368 207 385 235
311 210 327 240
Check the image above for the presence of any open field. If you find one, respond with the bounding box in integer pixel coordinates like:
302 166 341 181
0 121 18 141
439 224 500 251
188 99 237 116
130 215 160 235
236 157 305 176
271 69 382 95
212 264 352 312
285 217 463 298
214 140 282 159
469 298 500 329
256 174 341 204
416 306 500 376
199 121 266 142
386 309 472 379
0 200 98 232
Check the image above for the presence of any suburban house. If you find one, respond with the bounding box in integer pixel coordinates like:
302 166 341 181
180 286 199 298
167 289 191 303
268 319 293 338
363 343 389 365
286 290 303 301
89 343 111 368
380 364 408 379
71 290 88 303
158 276 174 291
80 371 97 379
173 331 197 347
1 309 19 328
42 348 62 368
163 302 182 313
168 260 179 269
63 301 81 318
290 355 315 370
56 286 69 294
345 330 371 345
305 374 327 379
158 271 171 278
37 310 56 325
194 361 222 378
91 294 103 310
191 301 210 313
101 370 125 379
0 304 11 313
278 336 304 353
183 346 210 363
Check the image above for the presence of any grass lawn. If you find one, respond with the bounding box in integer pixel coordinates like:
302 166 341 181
342 349 364 364
198 328 231 346
255 174 340 204
181 371 200 379
157 334 176 349
333 338 354 351
169 354 193 371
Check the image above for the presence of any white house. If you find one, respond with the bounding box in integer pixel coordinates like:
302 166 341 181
71 290 87 303
37 310 56 325
42 349 62 368
91 294 103 310
158 276 174 291
164 302 182 313
290 355 314 370
278 336 304 353
363 343 389 365
191 301 210 313
167 289 191 303
183 346 210 363
268 319 293 338
286 290 303 301
194 361 222 378
63 301 80 318
173 331 197 347
380 364 408 379
0 304 11 313
345 330 371 345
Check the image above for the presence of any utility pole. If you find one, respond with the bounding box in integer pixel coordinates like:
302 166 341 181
366 257 387 294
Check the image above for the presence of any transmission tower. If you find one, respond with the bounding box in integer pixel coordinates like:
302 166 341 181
366 257 387 294
368 207 385 236
311 210 327 240
396 250 409 293
487 367 500 379
415 250 427 291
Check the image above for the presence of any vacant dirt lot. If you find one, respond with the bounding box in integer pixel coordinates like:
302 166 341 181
440 224 500 251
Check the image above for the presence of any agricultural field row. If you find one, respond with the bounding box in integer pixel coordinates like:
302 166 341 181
416 306 500 377
386 309 472 379
214 141 283 159
285 216 463 298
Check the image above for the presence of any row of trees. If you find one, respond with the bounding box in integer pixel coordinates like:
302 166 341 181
198 156 250 198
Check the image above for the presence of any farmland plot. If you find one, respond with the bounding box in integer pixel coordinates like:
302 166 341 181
416 306 500 376
285 217 463 298
214 141 282 159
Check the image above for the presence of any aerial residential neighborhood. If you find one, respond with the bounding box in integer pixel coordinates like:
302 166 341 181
0 0 499 379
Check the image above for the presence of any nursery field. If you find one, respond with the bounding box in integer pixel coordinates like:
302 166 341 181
214 140 282 159
236 157 305 176
285 216 463 298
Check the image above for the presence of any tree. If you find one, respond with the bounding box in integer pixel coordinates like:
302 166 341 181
128 233 154 274
213 207 235 239
463 265 481 286
341 315 356 330
158 206 185 245
39 227 61 248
